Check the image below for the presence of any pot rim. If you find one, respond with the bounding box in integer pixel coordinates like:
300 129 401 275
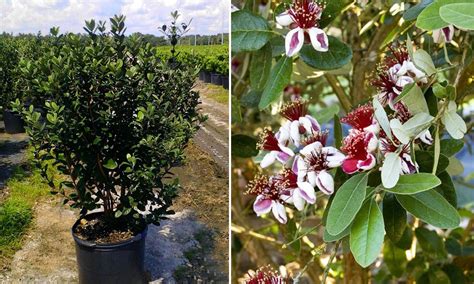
71 212 148 249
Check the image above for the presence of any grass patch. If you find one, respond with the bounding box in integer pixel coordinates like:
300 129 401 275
0 167 50 268
201 83 228 105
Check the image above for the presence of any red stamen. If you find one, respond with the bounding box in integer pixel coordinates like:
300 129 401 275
280 100 307 121
341 131 369 160
302 130 329 146
257 129 281 151
341 104 374 130
288 0 324 29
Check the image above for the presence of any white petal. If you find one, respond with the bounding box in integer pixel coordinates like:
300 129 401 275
277 122 291 144
253 195 273 215
307 171 318 187
285 28 304 57
300 141 322 156
299 116 313 134
416 129 433 145
276 11 294 27
315 170 334 195
272 202 287 224
307 27 328 52
260 152 276 168
290 120 302 146
323 147 345 168
305 115 321 131
292 190 305 211
279 144 295 157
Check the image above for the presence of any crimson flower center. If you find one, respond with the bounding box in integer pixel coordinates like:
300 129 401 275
305 150 328 172
288 0 323 29
342 134 368 160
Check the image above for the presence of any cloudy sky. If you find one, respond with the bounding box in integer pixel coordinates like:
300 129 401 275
0 0 229 35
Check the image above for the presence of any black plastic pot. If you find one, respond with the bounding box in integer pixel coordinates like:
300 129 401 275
199 70 205 81
3 109 25 134
72 214 148 284
211 73 222 85
203 71 212 83
220 74 229 89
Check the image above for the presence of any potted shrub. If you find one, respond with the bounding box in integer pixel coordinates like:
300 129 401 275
0 35 24 133
217 59 229 89
15 15 203 283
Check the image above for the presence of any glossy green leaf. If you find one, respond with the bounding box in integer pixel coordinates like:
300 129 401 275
416 0 471 30
319 0 352 28
439 3 474 30
442 101 467 139
334 114 343 149
404 0 435 21
231 134 258 158
415 227 447 258
373 97 393 141
435 171 457 207
326 173 368 236
259 56 293 109
350 199 385 268
103 159 118 170
400 84 430 115
383 173 441 195
383 238 407 277
323 226 350 242
250 43 272 91
396 190 460 229
383 194 407 243
436 139 464 157
395 227 414 250
231 10 273 53
416 150 450 174
299 36 352 70
413 49 437 76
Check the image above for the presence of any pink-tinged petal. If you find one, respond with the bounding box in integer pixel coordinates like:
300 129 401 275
253 196 272 216
277 122 291 144
276 11 294 27
299 116 313 134
308 27 328 52
292 156 299 174
276 151 291 164
365 132 379 152
292 190 305 211
342 158 359 174
272 202 287 224
296 181 316 204
279 144 295 157
305 115 320 131
285 28 304 57
442 25 454 42
432 28 444 44
357 154 376 171
364 123 380 135
315 170 334 195
417 129 433 145
260 152 276 168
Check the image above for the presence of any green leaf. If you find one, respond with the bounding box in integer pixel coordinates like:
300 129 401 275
381 153 401 189
231 134 258 158
383 173 441 195
231 10 273 53
413 49 437 76
299 36 352 70
114 210 122 218
240 90 262 108
396 190 460 229
311 104 340 124
416 150 450 174
383 194 407 243
323 226 350 242
418 268 452 284
319 0 352 28
415 227 447 258
400 84 430 115
435 171 457 207
416 0 470 30
395 227 414 250
383 239 408 277
103 159 118 170
442 101 467 139
326 173 368 236
350 199 385 268
259 56 293 109
250 43 272 91
404 0 435 21
439 3 474 30
231 95 242 123
373 97 393 141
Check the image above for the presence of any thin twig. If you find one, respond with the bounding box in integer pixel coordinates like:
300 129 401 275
324 74 352 113
323 241 341 284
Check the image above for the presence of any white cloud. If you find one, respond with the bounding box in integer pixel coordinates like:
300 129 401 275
0 0 228 35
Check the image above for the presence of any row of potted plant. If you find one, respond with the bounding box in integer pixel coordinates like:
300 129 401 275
155 45 229 89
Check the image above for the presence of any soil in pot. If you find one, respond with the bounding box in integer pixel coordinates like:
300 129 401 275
3 109 25 134
72 213 148 284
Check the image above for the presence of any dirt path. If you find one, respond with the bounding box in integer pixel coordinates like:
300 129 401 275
193 82 229 170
